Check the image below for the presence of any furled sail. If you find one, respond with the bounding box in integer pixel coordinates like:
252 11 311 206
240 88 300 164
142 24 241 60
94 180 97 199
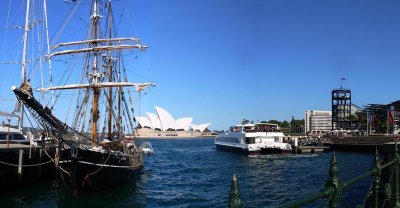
36 82 156 92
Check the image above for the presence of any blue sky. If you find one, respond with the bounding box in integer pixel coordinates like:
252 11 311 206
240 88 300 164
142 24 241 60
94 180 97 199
1 0 400 130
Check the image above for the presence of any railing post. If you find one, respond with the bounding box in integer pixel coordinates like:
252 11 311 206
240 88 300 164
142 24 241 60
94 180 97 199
394 142 400 207
228 174 243 208
324 151 343 208
373 148 381 208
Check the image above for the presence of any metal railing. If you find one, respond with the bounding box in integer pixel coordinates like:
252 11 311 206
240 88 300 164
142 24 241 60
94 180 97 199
228 143 400 207
298 137 332 146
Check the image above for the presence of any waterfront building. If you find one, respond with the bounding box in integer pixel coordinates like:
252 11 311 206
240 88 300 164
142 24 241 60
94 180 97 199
351 104 362 115
332 87 351 130
135 106 213 138
304 110 332 135
363 100 400 134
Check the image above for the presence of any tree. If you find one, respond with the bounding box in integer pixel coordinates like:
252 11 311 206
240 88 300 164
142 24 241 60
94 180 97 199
281 121 289 128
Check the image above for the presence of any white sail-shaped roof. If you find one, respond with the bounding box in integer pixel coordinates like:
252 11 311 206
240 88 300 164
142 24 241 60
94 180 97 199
155 106 176 131
190 124 198 131
176 117 193 131
135 106 211 132
135 116 152 128
147 112 162 130
191 123 210 132
197 123 210 132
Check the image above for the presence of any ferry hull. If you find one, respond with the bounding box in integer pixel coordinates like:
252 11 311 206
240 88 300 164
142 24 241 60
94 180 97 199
215 143 261 155
215 143 292 155
260 148 292 154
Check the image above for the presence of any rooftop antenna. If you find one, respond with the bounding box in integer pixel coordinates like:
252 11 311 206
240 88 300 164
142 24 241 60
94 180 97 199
340 77 346 89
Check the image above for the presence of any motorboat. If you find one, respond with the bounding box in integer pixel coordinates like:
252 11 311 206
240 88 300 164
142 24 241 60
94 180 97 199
215 122 292 154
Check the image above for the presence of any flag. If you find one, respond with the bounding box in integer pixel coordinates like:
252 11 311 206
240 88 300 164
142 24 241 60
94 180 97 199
370 114 376 127
367 112 372 124
389 110 394 125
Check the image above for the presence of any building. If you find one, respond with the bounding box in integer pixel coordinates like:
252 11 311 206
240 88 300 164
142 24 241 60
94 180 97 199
304 110 332 135
332 88 351 130
134 106 213 138
362 100 400 134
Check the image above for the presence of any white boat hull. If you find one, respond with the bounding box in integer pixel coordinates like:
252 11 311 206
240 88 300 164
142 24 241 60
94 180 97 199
214 126 292 154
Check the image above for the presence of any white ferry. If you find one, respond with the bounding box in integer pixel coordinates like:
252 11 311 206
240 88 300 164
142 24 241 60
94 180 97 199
0 126 29 145
214 123 292 154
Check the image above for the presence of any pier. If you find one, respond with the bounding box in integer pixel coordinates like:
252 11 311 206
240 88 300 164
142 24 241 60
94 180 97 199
0 144 55 190
295 146 330 153
328 135 397 153
287 135 400 153
288 136 331 153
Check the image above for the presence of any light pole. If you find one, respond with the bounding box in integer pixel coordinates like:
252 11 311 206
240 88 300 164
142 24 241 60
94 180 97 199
7 118 11 148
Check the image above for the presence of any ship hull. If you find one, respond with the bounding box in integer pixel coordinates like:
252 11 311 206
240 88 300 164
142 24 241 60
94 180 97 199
215 143 292 155
59 149 142 194
215 143 261 155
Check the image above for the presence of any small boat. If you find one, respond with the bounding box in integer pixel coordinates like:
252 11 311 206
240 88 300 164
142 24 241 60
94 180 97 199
215 122 292 154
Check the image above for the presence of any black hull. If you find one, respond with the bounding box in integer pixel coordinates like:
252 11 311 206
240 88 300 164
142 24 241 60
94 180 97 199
59 149 142 194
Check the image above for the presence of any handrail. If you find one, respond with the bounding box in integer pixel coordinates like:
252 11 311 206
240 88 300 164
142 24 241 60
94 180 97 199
228 142 400 208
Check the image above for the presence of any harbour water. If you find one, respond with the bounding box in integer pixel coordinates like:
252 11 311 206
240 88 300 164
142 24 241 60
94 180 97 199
0 138 373 207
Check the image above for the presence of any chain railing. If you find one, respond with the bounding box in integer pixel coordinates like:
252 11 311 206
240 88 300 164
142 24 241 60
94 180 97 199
228 143 400 207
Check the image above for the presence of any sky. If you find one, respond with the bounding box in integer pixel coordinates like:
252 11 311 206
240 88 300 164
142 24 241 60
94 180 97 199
1 0 400 131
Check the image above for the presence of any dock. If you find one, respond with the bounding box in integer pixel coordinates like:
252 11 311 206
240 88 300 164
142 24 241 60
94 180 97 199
294 146 330 153
288 136 331 153
0 143 56 190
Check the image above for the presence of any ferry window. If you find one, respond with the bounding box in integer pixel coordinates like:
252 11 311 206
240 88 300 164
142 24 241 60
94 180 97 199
0 134 6 140
246 137 255 144
13 134 26 140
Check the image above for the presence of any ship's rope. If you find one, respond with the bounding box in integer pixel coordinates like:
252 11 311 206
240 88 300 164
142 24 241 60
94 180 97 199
0 160 52 167
21 110 70 176
77 160 134 169
2 0 12 59
81 152 113 188
41 146 70 177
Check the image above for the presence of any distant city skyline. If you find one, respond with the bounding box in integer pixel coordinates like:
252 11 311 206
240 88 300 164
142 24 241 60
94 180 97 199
0 0 399 131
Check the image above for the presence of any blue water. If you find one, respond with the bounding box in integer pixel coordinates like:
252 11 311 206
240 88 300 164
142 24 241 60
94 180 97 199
0 138 374 207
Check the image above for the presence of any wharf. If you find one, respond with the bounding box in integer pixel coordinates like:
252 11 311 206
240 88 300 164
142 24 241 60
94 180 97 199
328 135 397 153
294 146 330 153
0 144 56 190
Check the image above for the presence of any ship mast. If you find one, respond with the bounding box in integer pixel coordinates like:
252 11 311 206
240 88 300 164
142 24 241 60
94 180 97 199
18 0 31 131
33 0 154 142
91 0 100 143
117 56 121 140
106 1 113 139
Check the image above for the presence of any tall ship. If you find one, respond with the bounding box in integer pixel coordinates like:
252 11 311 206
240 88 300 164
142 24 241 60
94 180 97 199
215 122 292 154
12 0 155 194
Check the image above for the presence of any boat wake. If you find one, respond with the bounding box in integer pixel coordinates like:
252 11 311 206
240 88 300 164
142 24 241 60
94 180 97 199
140 142 154 154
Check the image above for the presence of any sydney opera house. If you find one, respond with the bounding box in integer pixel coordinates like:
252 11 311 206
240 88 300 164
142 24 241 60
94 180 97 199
134 106 215 138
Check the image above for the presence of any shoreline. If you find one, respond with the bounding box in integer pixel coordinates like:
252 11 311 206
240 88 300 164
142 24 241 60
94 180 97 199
136 136 216 140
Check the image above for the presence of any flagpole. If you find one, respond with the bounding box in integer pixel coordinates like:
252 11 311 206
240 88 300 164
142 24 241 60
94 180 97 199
387 109 389 135
367 111 369 135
